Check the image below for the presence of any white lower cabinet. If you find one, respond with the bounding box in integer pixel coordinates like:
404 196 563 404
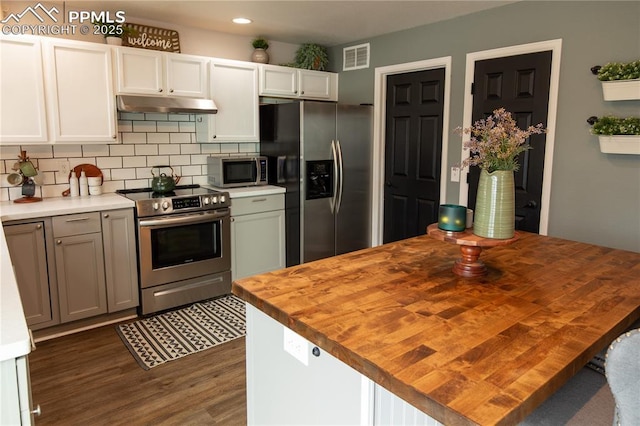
230 194 286 280
245 303 443 426
0 356 36 426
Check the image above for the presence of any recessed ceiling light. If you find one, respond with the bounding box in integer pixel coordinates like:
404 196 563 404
233 18 252 24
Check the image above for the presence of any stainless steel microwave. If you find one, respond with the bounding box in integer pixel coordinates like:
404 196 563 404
207 156 268 188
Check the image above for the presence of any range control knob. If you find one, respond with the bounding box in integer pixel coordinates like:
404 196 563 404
152 202 159 210
162 201 170 210
220 195 226 203
212 196 218 204
203 196 210 205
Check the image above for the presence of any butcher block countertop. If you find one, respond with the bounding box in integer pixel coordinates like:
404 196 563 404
232 232 640 426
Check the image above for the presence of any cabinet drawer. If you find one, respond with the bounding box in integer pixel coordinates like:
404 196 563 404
231 194 284 216
53 212 101 237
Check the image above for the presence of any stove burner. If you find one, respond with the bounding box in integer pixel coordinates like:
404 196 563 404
116 184 200 195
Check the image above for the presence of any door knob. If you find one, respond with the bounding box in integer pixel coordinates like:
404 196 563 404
524 200 537 209
385 181 394 188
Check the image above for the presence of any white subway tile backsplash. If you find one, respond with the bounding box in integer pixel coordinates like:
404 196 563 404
157 121 180 133
97 157 123 169
6 112 263 201
133 121 157 133
82 144 110 158
123 156 147 168
135 144 159 156
109 145 135 156
136 167 154 179
169 133 191 144
121 132 147 144
158 144 180 155
145 113 168 121
111 168 137 180
169 155 191 166
147 133 170 144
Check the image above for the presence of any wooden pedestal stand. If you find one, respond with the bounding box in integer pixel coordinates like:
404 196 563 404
427 223 519 278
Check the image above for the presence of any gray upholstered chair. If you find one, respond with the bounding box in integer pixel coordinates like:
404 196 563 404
605 328 640 426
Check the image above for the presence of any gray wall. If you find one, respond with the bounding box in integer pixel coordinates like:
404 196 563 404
328 1 640 252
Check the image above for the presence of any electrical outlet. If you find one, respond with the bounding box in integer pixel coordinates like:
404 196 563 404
451 166 460 182
56 159 70 175
283 327 309 366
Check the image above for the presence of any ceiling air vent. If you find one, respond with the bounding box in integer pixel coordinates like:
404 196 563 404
343 43 370 71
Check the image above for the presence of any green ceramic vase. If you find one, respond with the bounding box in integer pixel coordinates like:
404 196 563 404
473 169 515 239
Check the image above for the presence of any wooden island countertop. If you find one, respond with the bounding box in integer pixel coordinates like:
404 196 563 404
232 232 640 425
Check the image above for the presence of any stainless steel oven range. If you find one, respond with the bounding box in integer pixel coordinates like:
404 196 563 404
116 185 231 315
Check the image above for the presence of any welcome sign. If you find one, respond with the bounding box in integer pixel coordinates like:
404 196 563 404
123 23 180 53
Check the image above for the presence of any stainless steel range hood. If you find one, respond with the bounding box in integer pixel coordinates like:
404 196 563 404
116 95 217 114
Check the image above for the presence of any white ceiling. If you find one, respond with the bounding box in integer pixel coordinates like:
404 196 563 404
66 1 515 46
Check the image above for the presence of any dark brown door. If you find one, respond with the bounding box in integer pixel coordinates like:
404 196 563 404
384 68 445 243
468 51 552 233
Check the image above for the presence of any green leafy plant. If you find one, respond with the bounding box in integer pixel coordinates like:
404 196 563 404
594 60 640 81
454 108 547 173
252 37 269 50
295 43 328 71
588 116 640 135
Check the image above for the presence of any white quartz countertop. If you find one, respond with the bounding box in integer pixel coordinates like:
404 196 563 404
0 193 134 222
205 185 285 199
0 193 134 361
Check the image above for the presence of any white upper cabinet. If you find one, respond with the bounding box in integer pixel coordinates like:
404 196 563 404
0 36 48 144
196 58 259 142
259 64 338 101
115 47 209 98
43 39 117 143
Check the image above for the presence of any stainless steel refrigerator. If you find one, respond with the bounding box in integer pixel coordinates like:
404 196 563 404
260 100 373 265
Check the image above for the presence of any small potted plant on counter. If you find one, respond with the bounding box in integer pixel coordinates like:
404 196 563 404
588 115 640 154
591 60 640 100
251 37 270 63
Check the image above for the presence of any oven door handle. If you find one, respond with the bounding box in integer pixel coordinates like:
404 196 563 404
139 209 229 228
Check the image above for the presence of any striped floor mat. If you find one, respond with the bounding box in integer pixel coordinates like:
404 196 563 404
116 294 246 370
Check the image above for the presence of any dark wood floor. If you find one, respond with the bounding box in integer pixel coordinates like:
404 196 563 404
29 323 247 425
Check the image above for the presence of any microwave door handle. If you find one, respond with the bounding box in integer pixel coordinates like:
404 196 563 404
330 140 338 214
255 157 261 185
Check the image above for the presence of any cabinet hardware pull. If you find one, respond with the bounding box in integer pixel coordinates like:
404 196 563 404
252 198 267 202
312 347 320 357
56 240 62 244
170 89 174 93
158 88 163 92
36 224 42 229
30 405 41 416
103 214 109 218
65 217 90 222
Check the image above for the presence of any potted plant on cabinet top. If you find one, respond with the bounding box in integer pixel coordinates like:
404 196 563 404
295 43 329 71
251 37 270 64
592 60 640 100
588 115 640 155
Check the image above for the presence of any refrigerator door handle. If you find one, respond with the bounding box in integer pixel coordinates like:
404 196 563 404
336 139 344 214
330 139 338 214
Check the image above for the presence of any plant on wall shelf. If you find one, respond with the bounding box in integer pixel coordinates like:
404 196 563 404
252 37 269 50
295 43 329 71
588 116 640 135
592 60 640 81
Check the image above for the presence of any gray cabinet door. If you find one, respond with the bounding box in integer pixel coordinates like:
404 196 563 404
101 209 139 312
4 221 55 328
55 233 107 322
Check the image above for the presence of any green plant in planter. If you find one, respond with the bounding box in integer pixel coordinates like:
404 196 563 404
588 116 640 135
295 43 329 71
252 37 269 50
593 60 640 81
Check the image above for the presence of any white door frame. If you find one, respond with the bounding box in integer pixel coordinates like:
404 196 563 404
371 57 452 247
458 39 563 236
